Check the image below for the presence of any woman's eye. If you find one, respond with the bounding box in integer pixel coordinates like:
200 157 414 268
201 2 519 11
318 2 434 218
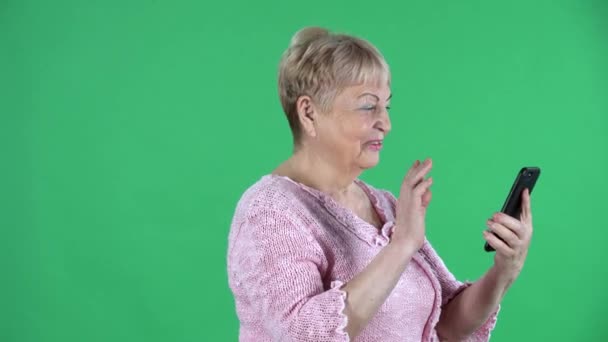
386 106 391 111
362 105 376 111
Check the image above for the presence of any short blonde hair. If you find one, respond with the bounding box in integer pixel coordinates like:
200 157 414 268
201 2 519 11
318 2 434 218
278 26 391 145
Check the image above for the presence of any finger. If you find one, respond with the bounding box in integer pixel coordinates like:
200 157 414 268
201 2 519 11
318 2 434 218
421 188 432 207
416 158 431 171
414 176 433 196
486 220 519 247
521 188 533 225
492 212 525 239
483 230 514 256
404 160 420 181
409 158 433 187
402 160 420 189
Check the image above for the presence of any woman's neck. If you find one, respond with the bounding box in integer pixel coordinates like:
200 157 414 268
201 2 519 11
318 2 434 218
273 147 362 202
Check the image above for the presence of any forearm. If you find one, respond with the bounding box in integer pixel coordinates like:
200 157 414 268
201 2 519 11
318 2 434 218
436 265 514 340
342 240 417 339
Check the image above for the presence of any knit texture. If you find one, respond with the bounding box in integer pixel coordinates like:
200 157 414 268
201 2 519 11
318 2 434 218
227 174 499 341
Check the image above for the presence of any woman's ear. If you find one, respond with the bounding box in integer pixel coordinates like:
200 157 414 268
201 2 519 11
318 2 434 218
296 95 317 138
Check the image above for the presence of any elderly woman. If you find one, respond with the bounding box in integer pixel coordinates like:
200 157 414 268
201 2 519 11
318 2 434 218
227 27 533 341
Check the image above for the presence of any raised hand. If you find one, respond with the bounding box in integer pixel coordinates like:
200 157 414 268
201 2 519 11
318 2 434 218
392 158 434 252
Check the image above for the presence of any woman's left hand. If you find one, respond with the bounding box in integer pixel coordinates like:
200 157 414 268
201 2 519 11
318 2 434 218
483 188 534 280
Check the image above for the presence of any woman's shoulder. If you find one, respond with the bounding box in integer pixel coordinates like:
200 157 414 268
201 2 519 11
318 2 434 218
232 174 315 221
228 175 325 255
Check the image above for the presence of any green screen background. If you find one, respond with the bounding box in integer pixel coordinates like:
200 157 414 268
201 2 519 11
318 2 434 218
2 0 607 341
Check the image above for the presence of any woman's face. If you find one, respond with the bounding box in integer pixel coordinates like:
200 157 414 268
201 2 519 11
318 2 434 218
313 82 392 170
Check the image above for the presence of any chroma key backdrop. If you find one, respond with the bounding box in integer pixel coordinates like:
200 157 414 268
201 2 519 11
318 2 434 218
2 0 607 341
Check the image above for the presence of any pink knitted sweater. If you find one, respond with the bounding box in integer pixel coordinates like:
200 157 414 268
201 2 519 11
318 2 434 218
227 174 498 341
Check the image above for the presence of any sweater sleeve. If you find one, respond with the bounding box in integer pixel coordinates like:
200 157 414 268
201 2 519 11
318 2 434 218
419 239 499 342
228 207 350 342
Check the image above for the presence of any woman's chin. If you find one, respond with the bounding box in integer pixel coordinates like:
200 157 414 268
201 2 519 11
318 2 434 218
359 154 380 169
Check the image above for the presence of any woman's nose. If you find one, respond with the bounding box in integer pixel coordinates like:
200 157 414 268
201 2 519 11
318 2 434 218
376 108 391 133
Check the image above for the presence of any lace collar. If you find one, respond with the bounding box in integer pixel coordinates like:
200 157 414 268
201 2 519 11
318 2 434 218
263 174 396 247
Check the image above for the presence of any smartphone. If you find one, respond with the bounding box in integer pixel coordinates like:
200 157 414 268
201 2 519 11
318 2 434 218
484 167 541 252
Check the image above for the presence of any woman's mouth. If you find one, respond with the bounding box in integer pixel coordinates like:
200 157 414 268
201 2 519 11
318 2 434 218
366 140 383 151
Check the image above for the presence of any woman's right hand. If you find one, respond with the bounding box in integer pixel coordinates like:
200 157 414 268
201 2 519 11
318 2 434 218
339 158 434 339
392 158 434 253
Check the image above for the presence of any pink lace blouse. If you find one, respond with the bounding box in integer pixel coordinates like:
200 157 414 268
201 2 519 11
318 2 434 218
227 174 498 341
